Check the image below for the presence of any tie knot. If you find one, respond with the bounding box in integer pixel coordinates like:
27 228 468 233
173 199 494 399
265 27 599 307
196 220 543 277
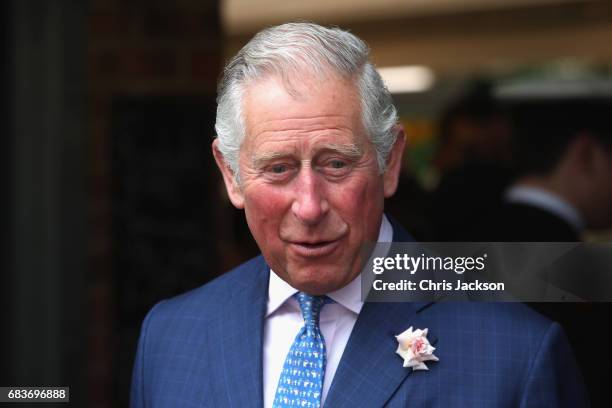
296 292 332 328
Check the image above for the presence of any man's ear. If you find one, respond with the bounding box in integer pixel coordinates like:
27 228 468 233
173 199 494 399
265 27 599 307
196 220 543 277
383 126 406 198
212 139 245 209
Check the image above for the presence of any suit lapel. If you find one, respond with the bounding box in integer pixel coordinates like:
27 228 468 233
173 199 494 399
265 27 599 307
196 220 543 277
210 257 269 407
324 301 437 407
325 215 436 407
386 214 415 242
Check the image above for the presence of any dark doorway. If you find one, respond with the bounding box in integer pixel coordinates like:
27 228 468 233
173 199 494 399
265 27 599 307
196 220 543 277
111 96 220 405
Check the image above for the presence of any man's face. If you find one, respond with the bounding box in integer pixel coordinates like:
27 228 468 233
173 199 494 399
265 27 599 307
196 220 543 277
213 73 404 294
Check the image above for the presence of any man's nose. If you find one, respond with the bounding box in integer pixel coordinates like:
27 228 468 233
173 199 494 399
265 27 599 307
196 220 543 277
291 167 329 225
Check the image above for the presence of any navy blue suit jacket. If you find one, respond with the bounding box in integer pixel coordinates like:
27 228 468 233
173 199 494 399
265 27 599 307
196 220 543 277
131 222 588 407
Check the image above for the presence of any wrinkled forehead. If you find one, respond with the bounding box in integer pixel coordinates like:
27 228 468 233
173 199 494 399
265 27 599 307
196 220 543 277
239 72 369 159
242 72 363 130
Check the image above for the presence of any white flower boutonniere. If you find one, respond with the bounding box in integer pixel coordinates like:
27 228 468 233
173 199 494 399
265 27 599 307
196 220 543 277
395 326 439 371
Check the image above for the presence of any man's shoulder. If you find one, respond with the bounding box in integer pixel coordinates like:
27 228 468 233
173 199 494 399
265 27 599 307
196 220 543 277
143 255 268 325
433 300 551 326
428 301 558 344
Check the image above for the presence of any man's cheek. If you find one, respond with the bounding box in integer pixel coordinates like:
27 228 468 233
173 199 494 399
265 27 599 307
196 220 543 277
251 190 290 212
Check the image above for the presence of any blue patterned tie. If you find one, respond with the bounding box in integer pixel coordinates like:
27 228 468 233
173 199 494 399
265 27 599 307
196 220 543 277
273 293 332 408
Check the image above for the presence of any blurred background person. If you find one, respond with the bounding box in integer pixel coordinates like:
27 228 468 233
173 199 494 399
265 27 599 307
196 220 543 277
473 95 612 406
477 98 612 241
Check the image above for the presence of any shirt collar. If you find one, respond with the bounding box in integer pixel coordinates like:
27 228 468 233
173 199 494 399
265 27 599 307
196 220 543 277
266 214 394 317
505 185 584 232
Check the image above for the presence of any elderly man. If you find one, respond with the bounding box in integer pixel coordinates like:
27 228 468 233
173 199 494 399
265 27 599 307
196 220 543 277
131 23 587 407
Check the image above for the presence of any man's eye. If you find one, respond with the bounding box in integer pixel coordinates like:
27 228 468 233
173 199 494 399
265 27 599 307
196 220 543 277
329 160 346 169
319 159 351 179
271 164 288 174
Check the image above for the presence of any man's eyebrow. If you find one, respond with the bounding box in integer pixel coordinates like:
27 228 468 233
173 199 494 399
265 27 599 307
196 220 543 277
318 143 363 159
251 151 288 168
251 143 364 167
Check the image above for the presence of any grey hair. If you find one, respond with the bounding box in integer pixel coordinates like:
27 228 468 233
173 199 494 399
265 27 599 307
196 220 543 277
214 22 399 181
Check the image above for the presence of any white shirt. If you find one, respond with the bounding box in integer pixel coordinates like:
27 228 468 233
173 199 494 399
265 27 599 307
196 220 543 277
263 215 394 408
504 185 584 232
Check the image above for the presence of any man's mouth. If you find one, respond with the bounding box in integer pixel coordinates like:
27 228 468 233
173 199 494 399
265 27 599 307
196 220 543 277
288 239 341 258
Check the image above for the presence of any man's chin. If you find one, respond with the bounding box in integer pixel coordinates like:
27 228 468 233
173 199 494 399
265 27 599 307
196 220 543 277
290 280 342 296
283 267 357 295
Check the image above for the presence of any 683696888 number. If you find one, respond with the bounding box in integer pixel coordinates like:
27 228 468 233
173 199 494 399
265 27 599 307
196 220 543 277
1 387 69 403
